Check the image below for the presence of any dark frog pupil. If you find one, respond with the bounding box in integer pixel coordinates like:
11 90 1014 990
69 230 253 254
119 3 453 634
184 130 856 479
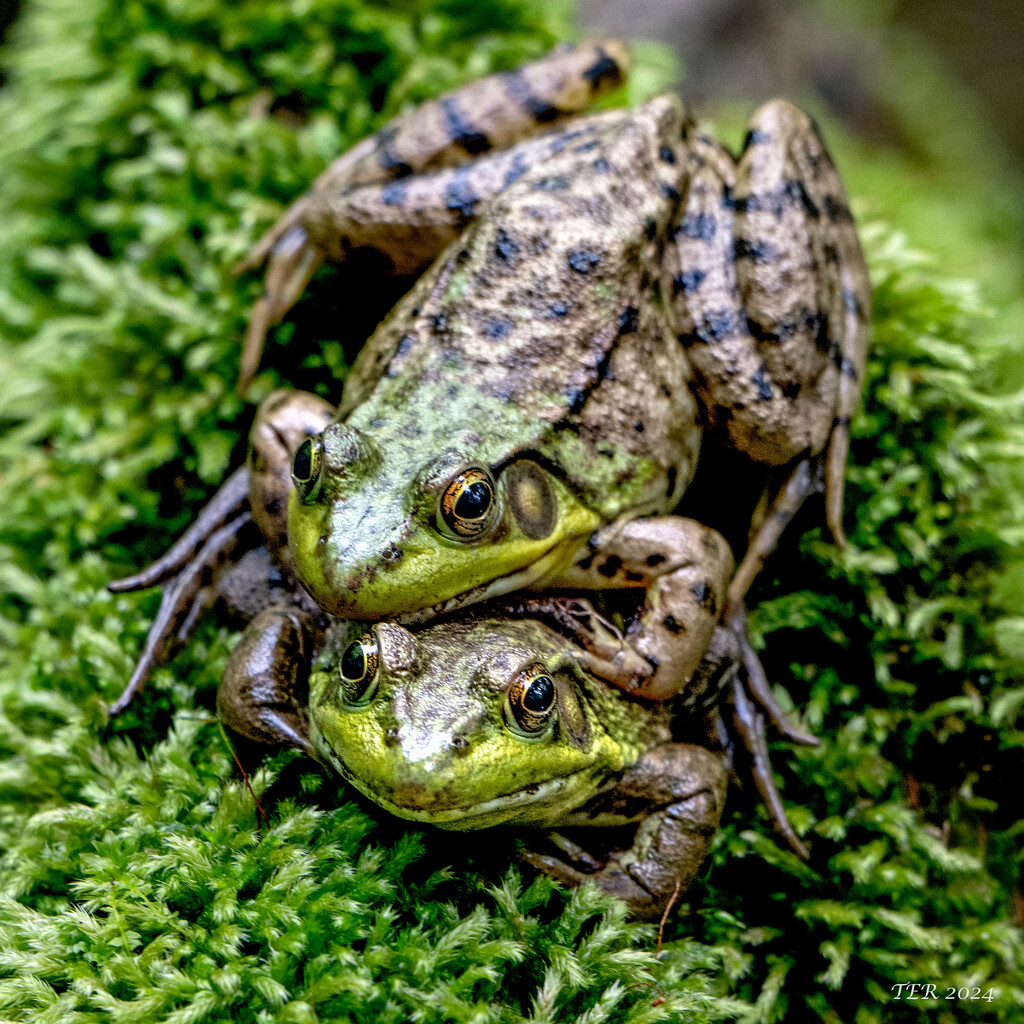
293 438 313 481
455 480 492 520
523 675 554 712
341 641 366 682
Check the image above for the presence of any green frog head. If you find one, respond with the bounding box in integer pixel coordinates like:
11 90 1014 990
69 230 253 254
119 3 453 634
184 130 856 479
286 396 603 621
308 616 645 829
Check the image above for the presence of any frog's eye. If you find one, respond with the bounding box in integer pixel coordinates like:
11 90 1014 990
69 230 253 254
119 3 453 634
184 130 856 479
505 663 557 737
291 435 324 503
338 632 380 706
438 466 499 541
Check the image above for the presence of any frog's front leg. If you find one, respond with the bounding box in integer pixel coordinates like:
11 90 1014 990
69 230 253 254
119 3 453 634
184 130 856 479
523 743 727 921
668 101 871 585
218 606 321 756
106 389 334 712
235 39 630 387
551 517 733 700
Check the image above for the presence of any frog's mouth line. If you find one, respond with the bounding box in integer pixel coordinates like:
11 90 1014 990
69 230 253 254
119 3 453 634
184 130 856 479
393 540 583 627
325 748 595 828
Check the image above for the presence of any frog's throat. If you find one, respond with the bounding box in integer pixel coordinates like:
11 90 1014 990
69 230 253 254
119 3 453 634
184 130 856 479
392 534 590 626
328 757 601 830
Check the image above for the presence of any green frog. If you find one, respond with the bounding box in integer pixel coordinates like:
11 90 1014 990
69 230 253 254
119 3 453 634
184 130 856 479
228 40 868 689
110 40 867 852
217 595 733 921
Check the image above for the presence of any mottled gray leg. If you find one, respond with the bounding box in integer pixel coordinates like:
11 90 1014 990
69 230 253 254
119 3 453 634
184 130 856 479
235 40 630 388
522 743 726 921
667 101 870 548
218 606 320 756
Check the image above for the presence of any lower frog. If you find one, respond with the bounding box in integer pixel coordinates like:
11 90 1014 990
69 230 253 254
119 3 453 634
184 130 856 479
219 597 736 920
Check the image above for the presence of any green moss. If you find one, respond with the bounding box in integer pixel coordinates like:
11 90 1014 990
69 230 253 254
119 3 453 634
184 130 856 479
0 1 1022 1021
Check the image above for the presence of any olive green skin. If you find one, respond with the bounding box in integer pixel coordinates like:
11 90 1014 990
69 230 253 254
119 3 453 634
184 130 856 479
288 98 704 622
309 616 667 830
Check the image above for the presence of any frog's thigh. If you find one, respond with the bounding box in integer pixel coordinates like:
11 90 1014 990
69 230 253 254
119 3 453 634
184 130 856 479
527 744 726 921
248 389 335 570
669 105 870 476
218 606 318 756
555 517 734 700
301 112 622 274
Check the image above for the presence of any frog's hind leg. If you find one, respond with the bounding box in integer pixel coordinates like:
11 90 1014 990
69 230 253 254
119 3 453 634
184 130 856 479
522 744 727 921
669 102 870 556
234 40 630 388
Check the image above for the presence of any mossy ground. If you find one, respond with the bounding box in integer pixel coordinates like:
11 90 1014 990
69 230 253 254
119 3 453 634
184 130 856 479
0 1 1022 1021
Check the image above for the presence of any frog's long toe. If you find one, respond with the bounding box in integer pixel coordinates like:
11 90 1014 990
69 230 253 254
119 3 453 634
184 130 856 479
108 511 256 715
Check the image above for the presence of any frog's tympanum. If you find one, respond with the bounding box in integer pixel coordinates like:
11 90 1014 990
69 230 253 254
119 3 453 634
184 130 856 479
219 597 732 920
109 40 869 862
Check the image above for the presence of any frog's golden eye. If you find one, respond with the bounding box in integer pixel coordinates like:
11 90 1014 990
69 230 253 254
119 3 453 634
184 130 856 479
291 435 324 503
438 466 499 540
338 632 379 706
505 663 557 737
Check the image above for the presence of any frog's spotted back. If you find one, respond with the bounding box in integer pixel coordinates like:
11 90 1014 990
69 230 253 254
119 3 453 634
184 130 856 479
236 40 632 388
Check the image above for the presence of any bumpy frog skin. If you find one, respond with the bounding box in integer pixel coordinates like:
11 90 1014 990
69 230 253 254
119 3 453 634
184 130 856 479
217 605 729 920
109 40 867 856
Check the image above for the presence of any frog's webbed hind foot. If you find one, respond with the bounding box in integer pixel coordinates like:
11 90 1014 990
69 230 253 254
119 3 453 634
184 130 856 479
238 228 323 392
729 455 825 609
522 744 727 921
106 505 259 715
723 604 818 859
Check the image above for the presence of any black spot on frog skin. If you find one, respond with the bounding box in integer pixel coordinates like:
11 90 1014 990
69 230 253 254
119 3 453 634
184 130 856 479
380 180 408 206
618 306 639 334
659 183 680 203
823 242 839 264
431 312 448 332
662 614 684 635
582 47 624 90
659 145 676 164
535 175 569 191
503 151 530 189
742 127 771 149
786 178 820 219
624 570 644 583
673 269 705 295
440 97 491 155
823 194 852 222
700 309 740 344
691 580 717 615
567 250 601 274
677 212 716 242
445 170 480 220
782 379 801 399
597 555 622 578
841 357 859 380
751 364 773 401
502 70 563 124
634 420 645 433
494 229 520 263
485 318 512 340
843 288 863 316
646 553 666 567
575 550 596 572
574 139 600 154
566 387 586 413
592 157 610 173
666 466 678 498
546 301 569 318
644 218 658 241
263 495 283 517
733 237 776 263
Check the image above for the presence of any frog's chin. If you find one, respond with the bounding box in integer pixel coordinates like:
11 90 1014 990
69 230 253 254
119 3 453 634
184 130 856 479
332 763 591 831
393 538 584 627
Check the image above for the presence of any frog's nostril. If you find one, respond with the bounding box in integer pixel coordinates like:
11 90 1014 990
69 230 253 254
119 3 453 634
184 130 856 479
450 734 470 757
385 727 401 747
